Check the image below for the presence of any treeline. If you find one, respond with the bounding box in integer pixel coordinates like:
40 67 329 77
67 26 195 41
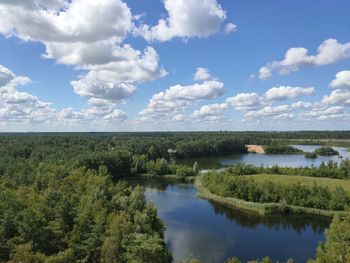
201 171 350 211
74 152 198 181
224 160 350 179
174 138 247 158
0 167 171 262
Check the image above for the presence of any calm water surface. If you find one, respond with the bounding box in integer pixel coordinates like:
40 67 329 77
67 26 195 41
177 145 350 170
129 179 329 263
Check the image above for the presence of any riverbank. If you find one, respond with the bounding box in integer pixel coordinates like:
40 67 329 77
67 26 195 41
246 144 265 153
134 173 196 182
195 177 349 218
281 139 350 147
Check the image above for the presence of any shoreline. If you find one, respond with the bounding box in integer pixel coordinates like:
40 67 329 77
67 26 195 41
128 173 196 182
128 173 350 218
246 144 265 154
195 177 349 218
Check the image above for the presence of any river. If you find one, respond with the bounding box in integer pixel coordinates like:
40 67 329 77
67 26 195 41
128 145 350 262
177 145 350 170
128 179 329 263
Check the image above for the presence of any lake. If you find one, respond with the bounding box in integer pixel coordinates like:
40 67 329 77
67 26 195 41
177 145 350 170
129 179 329 263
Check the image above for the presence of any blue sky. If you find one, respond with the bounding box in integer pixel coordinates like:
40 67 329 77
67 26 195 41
0 0 349 131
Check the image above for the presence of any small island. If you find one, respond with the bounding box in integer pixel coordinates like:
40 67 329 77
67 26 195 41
315 146 339 156
263 144 303 154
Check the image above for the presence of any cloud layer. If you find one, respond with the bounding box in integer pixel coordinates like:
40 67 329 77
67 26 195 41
0 64 127 129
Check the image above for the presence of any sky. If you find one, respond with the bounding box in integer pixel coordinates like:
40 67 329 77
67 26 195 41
0 0 350 132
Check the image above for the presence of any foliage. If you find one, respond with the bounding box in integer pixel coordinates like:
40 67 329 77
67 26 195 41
315 146 339 156
309 214 350 263
223 160 350 179
0 167 171 262
263 144 303 154
201 170 350 211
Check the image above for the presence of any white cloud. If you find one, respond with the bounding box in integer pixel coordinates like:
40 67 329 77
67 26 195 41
0 64 127 128
244 105 290 119
137 0 227 42
291 101 315 109
273 113 294 120
190 102 229 121
265 86 315 101
138 69 224 122
322 89 350 106
194 67 211 81
71 47 166 102
224 22 237 34
0 0 166 103
152 80 224 102
226 93 263 111
0 0 132 44
173 114 186 122
258 39 350 80
0 65 16 87
329 70 350 90
258 67 272 80
298 106 346 121
322 70 350 106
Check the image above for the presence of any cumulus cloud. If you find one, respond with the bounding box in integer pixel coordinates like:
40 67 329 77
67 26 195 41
265 86 315 101
322 70 350 106
225 93 263 111
0 65 16 87
0 0 132 44
0 64 127 128
244 105 291 120
194 67 212 81
322 89 350 106
224 22 237 34
258 39 350 80
258 67 272 80
138 68 224 122
298 106 347 121
190 103 229 122
0 0 166 103
329 70 350 90
137 0 228 42
291 101 315 109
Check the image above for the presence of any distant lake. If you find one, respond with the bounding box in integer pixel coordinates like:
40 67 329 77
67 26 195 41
129 179 329 263
177 145 350 170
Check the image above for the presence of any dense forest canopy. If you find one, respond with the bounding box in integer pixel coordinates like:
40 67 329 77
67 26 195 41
1 132 350 262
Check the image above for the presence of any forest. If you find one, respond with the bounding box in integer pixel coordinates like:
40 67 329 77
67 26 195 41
1 132 350 262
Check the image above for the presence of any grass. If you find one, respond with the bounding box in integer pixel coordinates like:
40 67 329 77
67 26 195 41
242 174 350 193
195 176 350 217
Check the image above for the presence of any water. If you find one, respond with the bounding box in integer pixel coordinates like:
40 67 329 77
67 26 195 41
128 179 329 263
177 145 350 170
